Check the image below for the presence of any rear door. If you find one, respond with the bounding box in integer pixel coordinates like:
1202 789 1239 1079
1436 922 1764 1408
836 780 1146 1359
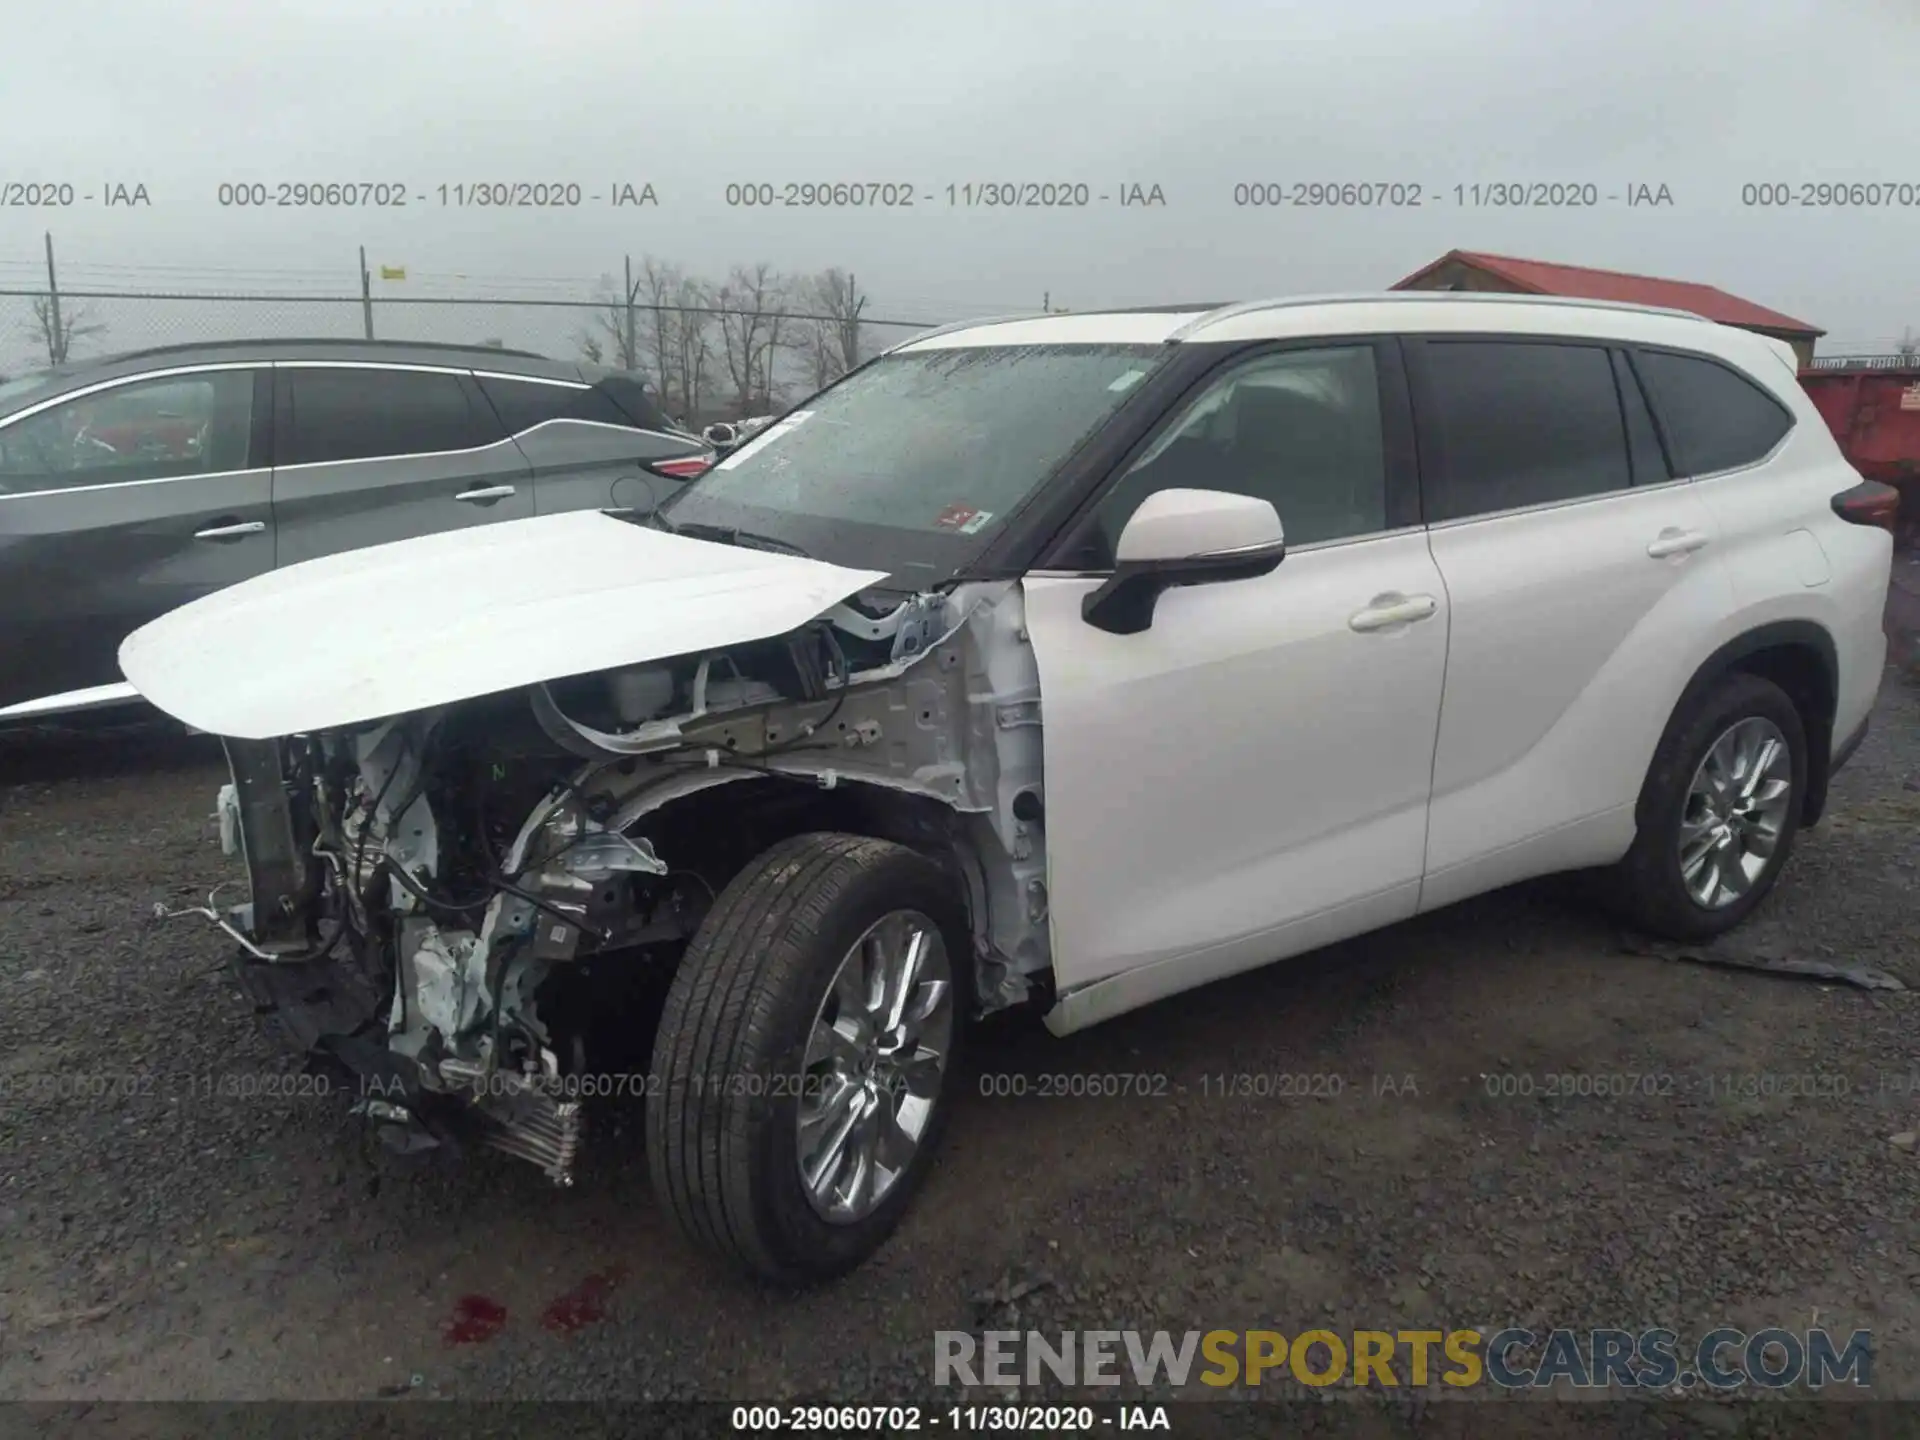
1405 336 1732 911
270 362 533 567
0 364 272 710
473 368 709 519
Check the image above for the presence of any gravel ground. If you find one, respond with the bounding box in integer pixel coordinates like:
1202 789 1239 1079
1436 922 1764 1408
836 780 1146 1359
2 590 1918 1418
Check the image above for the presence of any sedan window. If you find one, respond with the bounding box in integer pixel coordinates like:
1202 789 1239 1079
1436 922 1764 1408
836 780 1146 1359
0 370 256 494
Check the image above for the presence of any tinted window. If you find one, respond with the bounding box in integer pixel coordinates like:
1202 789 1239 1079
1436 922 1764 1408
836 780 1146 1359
588 372 678 432
1068 346 1387 567
0 369 256 494
1612 349 1670 485
1631 349 1792 477
478 373 678 437
281 368 499 465
1421 341 1630 521
476 376 578 434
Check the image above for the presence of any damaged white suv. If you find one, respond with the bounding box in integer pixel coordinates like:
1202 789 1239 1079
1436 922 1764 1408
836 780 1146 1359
123 294 1894 1285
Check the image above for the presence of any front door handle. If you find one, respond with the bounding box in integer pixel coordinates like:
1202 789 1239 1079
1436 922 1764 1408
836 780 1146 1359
455 484 517 504
193 519 266 542
1647 528 1709 559
1349 593 1438 632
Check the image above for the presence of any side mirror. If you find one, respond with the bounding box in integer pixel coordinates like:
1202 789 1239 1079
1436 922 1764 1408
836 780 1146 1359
1082 488 1285 635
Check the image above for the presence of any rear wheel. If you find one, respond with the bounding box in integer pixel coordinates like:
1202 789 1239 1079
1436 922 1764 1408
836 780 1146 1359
646 832 966 1284
1612 672 1806 941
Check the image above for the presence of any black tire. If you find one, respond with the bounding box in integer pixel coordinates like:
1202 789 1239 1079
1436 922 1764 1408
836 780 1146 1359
1612 672 1807 941
645 832 968 1285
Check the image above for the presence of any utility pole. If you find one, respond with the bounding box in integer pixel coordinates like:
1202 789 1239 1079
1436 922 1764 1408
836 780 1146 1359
623 255 639 370
358 245 374 340
43 232 63 364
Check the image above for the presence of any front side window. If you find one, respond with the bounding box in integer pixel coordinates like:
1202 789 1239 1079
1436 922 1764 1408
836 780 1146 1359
658 343 1170 580
0 369 256 494
1063 345 1387 568
1420 341 1631 522
280 367 501 466
1631 349 1793 478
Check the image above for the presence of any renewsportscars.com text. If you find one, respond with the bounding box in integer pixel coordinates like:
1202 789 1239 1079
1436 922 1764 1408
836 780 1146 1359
934 1326 1873 1390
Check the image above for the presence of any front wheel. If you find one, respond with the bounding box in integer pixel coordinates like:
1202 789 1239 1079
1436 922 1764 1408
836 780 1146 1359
646 833 966 1285
1612 672 1807 941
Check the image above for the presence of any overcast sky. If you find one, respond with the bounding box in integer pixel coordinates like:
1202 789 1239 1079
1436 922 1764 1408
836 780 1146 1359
0 0 1914 368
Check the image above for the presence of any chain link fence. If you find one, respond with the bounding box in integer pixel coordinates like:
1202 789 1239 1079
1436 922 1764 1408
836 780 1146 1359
0 286 947 416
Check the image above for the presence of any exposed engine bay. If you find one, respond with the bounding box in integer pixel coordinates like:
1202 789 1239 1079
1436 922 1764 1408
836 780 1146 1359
196 581 1049 1184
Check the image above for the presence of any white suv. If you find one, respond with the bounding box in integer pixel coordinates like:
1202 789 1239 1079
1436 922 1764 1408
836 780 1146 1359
122 293 1895 1285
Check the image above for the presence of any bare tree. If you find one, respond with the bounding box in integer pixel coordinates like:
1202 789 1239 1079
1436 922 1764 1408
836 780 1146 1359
29 294 104 366
1898 327 1918 361
576 273 646 374
667 276 716 421
801 268 868 390
716 263 792 416
626 257 720 419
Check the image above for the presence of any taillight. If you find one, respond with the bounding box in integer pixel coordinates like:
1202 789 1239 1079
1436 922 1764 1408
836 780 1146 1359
647 455 713 481
1830 479 1901 532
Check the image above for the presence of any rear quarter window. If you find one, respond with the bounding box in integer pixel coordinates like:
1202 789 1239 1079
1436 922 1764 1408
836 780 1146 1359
1630 349 1794 478
478 374 678 436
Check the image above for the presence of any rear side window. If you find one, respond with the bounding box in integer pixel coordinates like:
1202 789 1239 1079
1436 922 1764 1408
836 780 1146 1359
1630 349 1793 477
1418 341 1630 522
280 367 501 466
1612 349 1670 485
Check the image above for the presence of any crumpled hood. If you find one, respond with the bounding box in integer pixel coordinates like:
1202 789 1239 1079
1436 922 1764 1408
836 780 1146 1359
119 510 889 739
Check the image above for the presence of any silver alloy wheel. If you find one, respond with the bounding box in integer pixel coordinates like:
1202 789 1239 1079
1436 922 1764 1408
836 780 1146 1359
1677 716 1794 909
796 909 954 1224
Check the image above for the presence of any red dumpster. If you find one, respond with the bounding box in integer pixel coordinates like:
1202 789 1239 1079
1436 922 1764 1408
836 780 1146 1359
1799 359 1920 539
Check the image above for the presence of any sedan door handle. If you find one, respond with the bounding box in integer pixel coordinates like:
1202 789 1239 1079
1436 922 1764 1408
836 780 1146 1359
193 520 266 541
1647 528 1709 559
1348 593 1438 632
455 484 517 504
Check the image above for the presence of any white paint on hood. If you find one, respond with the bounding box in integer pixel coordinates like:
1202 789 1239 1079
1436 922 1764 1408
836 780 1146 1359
119 510 890 739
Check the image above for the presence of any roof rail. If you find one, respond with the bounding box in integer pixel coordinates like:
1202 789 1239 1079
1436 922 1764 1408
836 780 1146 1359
95 337 553 365
1171 290 1708 340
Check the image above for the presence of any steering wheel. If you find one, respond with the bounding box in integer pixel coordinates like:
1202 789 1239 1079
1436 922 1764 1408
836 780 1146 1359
73 424 119 459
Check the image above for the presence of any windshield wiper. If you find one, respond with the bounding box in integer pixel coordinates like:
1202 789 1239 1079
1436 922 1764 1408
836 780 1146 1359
650 511 814 560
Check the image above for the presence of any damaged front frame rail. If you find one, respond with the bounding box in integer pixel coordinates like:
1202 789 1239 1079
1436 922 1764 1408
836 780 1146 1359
177 582 1052 1187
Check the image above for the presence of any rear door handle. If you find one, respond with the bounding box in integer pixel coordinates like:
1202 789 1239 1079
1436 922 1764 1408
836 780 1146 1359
1647 528 1709 559
455 484 517 504
1349 593 1438 632
193 520 266 542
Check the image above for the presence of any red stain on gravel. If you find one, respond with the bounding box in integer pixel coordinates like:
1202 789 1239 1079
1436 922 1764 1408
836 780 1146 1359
540 1266 627 1335
442 1293 508 1345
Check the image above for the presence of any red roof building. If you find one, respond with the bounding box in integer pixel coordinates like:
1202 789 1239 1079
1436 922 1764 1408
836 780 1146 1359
1391 250 1825 366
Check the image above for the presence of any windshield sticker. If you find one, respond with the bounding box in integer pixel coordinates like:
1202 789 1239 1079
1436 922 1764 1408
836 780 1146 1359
715 410 813 470
1107 369 1148 392
933 504 994 534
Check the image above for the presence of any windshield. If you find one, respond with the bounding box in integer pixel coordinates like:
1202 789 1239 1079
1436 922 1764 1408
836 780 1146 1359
659 342 1169 584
